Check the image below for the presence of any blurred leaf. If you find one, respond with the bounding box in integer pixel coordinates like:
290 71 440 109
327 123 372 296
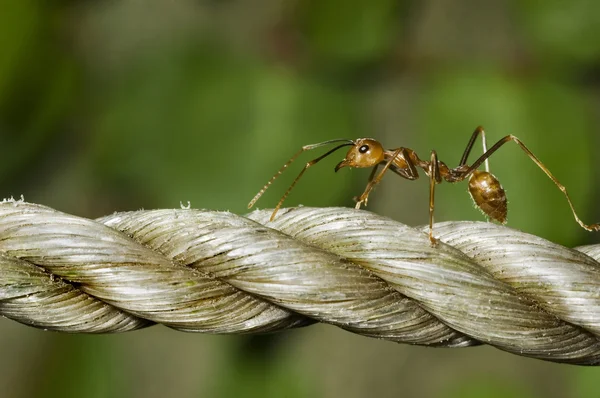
419 68 593 245
0 2 79 183
89 46 257 211
300 0 401 66
89 44 361 213
0 0 40 101
446 378 536 398
214 339 317 398
571 367 600 398
515 0 600 66
31 335 129 398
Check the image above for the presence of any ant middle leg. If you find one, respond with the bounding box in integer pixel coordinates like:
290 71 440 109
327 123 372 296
459 135 600 232
428 150 442 245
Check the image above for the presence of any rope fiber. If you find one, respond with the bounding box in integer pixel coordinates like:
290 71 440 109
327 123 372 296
1 198 600 365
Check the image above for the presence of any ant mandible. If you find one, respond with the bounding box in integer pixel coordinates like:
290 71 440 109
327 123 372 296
248 126 600 245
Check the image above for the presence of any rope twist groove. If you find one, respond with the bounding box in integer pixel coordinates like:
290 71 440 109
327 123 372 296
1 198 600 365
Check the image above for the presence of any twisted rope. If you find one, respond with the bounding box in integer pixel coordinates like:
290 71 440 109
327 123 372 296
1 198 600 365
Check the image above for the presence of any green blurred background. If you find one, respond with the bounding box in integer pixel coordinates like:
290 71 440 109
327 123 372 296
1 1 600 397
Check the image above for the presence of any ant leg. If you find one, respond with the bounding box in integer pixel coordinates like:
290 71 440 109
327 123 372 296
355 148 402 209
352 165 379 206
459 126 489 172
428 151 442 245
391 148 420 180
367 164 380 183
460 135 600 232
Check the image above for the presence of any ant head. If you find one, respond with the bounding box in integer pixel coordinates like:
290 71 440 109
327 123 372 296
335 138 384 171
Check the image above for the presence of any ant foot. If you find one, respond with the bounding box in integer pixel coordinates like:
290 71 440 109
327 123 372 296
428 235 439 247
580 223 600 232
353 195 369 209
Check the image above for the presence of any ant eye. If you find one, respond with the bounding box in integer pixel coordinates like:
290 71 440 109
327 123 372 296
359 145 369 154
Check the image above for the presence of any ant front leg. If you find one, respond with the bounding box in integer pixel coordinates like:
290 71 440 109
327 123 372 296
428 150 442 246
355 148 402 209
354 165 379 208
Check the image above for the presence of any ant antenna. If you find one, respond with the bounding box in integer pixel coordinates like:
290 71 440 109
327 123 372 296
248 139 354 220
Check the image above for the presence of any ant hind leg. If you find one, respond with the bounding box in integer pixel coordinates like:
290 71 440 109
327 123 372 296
464 134 600 232
459 126 490 172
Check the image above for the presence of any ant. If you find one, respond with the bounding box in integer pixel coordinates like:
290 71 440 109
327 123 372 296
248 126 600 245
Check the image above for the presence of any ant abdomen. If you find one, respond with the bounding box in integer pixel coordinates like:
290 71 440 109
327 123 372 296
468 170 507 224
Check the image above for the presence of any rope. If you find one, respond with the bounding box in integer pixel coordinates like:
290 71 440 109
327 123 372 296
1 198 600 365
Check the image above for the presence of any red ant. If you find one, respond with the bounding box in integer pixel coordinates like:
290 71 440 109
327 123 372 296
248 126 600 245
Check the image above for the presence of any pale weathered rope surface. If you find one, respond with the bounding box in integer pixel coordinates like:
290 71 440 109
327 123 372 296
1 198 600 365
